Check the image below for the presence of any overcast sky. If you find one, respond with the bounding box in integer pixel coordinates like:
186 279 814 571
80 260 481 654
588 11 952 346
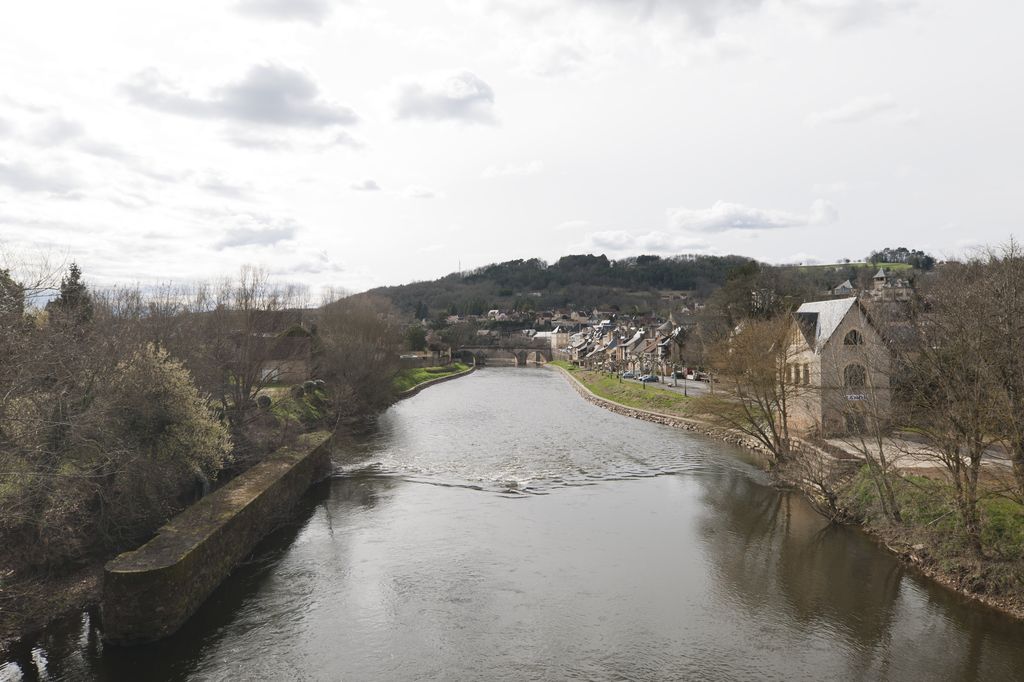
0 0 1021 292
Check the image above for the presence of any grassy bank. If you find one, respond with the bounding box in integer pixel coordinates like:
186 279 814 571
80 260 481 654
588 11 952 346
393 362 471 393
839 468 1024 613
550 361 700 417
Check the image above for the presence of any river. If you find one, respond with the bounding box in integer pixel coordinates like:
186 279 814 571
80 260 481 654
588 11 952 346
3 368 1024 681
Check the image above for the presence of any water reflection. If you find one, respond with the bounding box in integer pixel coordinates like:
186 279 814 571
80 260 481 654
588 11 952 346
3 368 1024 681
697 469 1023 681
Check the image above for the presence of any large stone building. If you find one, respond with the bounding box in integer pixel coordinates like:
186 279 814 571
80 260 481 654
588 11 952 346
787 297 891 436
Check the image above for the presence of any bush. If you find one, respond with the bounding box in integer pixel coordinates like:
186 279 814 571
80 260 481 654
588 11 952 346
0 345 232 570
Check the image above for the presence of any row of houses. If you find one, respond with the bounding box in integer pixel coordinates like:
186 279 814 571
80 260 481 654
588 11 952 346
558 315 692 376
553 296 897 438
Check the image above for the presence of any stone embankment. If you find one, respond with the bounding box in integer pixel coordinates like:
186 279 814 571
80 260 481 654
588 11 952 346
102 431 333 645
396 364 476 400
550 365 774 459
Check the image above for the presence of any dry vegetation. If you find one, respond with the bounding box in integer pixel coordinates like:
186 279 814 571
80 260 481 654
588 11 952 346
0 254 402 642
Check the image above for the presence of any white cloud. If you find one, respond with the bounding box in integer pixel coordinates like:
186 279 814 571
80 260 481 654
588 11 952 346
32 117 85 145
332 130 365 149
235 0 336 25
395 71 496 124
404 184 440 199
481 160 543 178
520 41 588 78
790 0 916 32
215 215 299 249
576 229 709 255
668 199 837 232
812 180 852 194
806 95 898 125
578 0 764 36
224 131 292 151
123 64 358 129
351 179 381 191
554 219 590 231
0 158 78 194
198 174 251 199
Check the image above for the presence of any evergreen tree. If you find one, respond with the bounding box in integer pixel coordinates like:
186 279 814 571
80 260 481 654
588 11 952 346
0 268 24 322
48 262 93 325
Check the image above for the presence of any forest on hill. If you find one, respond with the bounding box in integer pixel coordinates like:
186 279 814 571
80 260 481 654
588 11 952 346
365 251 931 319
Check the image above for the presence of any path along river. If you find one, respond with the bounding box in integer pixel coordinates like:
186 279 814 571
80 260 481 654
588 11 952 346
4 368 1024 681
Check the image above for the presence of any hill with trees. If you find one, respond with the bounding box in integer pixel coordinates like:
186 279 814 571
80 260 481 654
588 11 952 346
365 250 937 320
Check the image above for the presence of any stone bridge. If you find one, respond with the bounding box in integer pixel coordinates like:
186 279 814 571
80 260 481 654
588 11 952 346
458 342 553 367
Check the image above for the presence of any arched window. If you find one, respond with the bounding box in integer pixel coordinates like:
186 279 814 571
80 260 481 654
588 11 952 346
844 364 866 388
844 329 864 345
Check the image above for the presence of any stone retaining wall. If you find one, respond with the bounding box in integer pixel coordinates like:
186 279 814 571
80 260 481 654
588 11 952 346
102 431 333 645
396 365 476 400
550 365 774 459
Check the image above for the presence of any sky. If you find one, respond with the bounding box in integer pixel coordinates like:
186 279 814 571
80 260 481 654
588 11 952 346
0 0 1021 293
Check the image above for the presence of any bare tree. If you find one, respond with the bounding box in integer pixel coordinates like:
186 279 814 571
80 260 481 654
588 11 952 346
902 262 1006 558
973 239 1024 498
708 316 808 464
820 314 903 524
151 267 309 426
316 294 402 422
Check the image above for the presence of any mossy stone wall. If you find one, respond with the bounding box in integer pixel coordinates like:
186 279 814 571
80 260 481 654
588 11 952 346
101 432 332 645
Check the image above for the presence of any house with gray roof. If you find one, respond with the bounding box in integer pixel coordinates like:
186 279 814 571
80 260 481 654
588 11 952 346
788 297 891 436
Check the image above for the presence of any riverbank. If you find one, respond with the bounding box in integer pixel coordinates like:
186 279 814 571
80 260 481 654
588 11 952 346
0 433 335 653
394 362 474 398
549 362 1024 622
2 380 355 653
548 362 773 459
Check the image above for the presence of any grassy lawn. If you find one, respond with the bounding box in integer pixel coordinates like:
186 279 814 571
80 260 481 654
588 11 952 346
550 361 697 417
393 362 471 393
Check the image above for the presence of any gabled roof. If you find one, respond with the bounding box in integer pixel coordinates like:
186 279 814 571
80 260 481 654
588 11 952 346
794 297 858 352
623 330 644 349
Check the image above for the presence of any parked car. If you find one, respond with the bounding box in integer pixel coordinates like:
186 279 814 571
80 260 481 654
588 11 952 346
639 374 659 382
621 371 635 379
694 371 711 383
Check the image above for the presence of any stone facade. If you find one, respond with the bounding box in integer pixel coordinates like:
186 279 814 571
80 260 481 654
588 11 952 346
788 298 891 437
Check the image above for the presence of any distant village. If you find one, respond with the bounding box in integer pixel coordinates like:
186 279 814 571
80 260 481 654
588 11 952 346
399 267 915 438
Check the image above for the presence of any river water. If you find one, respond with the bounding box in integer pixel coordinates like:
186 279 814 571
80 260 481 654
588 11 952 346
3 368 1024 681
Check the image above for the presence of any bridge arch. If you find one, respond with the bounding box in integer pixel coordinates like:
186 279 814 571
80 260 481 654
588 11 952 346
457 344 553 368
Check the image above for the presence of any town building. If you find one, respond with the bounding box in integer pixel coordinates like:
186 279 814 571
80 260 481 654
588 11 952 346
787 297 891 436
